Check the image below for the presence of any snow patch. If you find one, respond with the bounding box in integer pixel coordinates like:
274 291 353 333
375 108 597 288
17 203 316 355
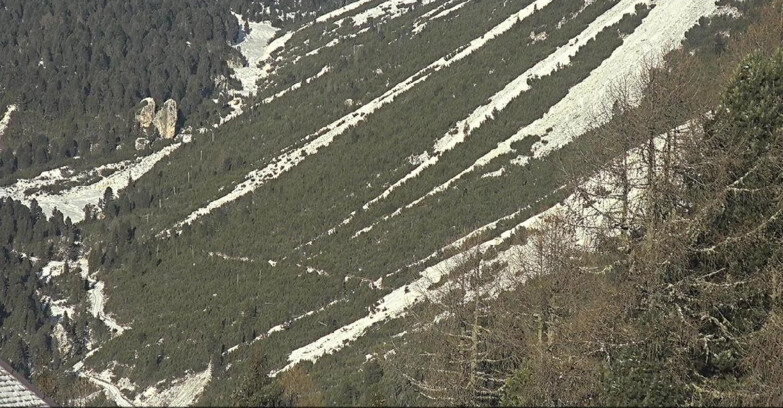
413 0 468 35
133 363 212 407
208 251 254 263
53 322 72 357
481 167 505 178
714 5 741 19
0 143 181 223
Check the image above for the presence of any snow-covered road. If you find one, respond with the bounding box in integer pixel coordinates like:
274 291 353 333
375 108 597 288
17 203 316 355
83 373 134 407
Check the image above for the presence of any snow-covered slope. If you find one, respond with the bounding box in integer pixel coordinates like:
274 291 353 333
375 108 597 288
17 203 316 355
407 0 718 210
0 143 181 222
361 0 653 213
271 121 694 376
0 104 17 139
10 0 743 402
231 16 280 98
176 0 555 228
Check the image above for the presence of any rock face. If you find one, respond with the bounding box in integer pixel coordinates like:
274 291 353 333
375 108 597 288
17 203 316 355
135 98 156 129
153 99 178 139
135 138 149 151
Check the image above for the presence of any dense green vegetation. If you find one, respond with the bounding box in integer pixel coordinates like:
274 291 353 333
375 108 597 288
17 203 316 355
0 197 93 402
74 2 653 400
0 0 354 182
2 0 781 406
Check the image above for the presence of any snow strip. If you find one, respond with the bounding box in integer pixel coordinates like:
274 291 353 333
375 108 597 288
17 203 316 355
315 0 381 24
0 104 17 138
481 167 506 178
0 143 180 223
348 0 433 27
175 0 555 229
89 281 129 335
412 0 468 35
459 127 696 306
225 299 343 356
270 213 528 376
262 65 331 104
408 0 718 207
270 122 690 373
269 193 574 375
361 0 648 212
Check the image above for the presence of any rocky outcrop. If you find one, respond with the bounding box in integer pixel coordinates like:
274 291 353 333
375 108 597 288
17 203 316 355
135 98 156 129
135 138 149 151
153 99 178 139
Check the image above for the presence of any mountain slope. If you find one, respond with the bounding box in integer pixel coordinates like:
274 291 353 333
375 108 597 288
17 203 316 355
0 0 772 405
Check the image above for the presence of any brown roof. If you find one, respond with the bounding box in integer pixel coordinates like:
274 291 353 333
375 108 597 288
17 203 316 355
0 360 53 407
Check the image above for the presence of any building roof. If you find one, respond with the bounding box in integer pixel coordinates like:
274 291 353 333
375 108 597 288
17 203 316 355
0 360 52 407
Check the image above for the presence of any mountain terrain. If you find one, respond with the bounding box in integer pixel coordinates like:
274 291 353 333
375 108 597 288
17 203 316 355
1 0 782 406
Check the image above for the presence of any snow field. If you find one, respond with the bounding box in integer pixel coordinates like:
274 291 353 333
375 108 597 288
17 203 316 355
79 363 212 407
133 363 213 407
221 15 286 126
230 15 280 98
262 65 331 104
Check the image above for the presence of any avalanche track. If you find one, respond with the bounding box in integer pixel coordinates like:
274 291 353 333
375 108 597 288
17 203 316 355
269 0 720 376
403 0 718 212
174 0 555 229
270 121 693 377
0 104 17 138
0 143 181 223
361 0 654 214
